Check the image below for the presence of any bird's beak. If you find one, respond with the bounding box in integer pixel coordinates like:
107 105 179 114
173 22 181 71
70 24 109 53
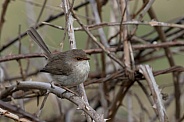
84 57 90 60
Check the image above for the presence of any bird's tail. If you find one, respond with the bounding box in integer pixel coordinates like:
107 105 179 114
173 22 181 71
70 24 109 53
27 27 51 59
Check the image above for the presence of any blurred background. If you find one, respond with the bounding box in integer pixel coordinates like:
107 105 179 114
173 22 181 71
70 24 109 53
0 0 184 122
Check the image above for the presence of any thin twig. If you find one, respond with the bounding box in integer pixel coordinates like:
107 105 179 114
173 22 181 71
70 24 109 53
71 10 126 68
43 20 184 31
0 1 89 52
1 41 183 63
36 0 48 25
0 0 10 40
17 25 25 81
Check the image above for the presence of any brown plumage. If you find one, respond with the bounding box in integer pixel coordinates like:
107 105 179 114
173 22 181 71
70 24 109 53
27 27 90 86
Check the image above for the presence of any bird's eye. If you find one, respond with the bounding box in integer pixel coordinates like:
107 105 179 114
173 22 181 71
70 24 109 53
76 57 82 60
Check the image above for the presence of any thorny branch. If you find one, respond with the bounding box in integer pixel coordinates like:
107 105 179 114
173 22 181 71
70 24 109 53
0 81 104 122
138 65 168 122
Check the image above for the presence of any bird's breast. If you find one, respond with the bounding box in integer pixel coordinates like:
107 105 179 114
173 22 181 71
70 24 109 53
52 60 90 86
72 60 90 82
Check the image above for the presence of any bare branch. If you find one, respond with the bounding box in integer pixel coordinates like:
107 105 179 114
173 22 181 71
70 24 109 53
138 65 168 122
0 81 104 122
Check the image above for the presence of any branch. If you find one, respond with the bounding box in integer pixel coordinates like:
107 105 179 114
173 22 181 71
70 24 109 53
0 100 43 122
71 10 126 68
61 0 92 121
1 41 184 63
0 0 10 37
0 81 104 122
61 0 76 49
42 20 184 31
0 53 44 63
0 107 32 122
138 65 168 122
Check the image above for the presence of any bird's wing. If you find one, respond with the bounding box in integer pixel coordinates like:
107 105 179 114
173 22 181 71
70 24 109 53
40 53 72 75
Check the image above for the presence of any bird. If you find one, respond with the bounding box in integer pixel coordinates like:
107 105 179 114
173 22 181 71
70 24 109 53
27 27 90 86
